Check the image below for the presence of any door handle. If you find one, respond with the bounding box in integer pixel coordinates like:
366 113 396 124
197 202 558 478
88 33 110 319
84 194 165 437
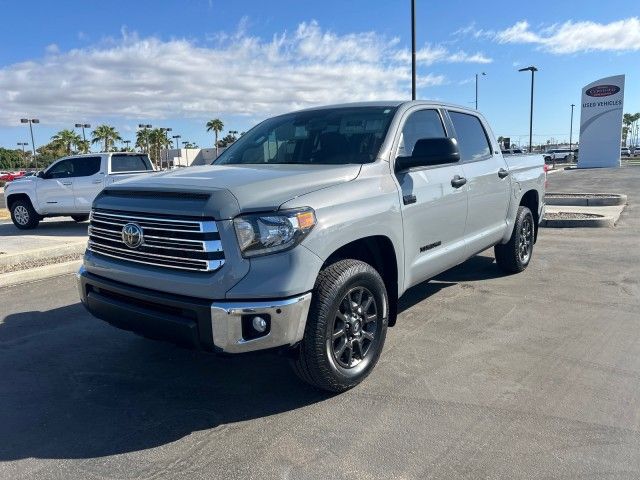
92 179 103 184
403 194 417 205
61 181 72 186
498 168 509 178
451 175 467 188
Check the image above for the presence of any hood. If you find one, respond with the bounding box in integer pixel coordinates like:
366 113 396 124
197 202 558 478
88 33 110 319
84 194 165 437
107 163 361 213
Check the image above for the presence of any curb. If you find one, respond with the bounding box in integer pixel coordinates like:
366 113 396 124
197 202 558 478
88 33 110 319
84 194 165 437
545 193 627 207
0 260 82 288
0 241 86 268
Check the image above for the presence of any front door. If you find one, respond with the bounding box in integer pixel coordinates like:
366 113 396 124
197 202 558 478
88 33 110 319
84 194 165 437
71 156 104 212
36 158 76 213
393 108 469 289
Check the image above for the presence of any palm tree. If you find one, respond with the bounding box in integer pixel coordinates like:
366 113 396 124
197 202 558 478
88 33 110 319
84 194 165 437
136 128 152 154
76 139 91 154
206 118 224 156
91 124 122 152
51 129 82 155
148 128 173 168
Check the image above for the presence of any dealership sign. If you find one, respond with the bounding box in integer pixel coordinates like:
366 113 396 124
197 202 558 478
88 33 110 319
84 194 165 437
578 75 625 168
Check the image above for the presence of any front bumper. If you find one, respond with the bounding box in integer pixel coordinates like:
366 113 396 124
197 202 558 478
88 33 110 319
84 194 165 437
77 267 312 353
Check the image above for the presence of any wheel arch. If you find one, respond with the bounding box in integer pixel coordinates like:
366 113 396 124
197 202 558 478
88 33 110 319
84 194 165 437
6 192 35 211
519 189 540 242
321 235 399 327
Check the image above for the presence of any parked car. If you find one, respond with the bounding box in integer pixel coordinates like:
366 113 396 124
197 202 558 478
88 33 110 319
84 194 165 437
78 101 545 392
621 147 631 157
0 171 25 182
501 148 524 155
544 148 574 162
5 152 155 229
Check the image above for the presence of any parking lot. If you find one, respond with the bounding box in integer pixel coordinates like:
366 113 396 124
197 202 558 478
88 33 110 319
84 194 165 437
1 166 639 479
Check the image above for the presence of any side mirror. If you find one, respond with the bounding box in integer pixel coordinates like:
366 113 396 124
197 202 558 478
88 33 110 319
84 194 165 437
395 137 460 171
37 171 45 179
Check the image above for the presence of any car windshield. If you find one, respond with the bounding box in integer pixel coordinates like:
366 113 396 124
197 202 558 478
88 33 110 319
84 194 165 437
213 106 397 166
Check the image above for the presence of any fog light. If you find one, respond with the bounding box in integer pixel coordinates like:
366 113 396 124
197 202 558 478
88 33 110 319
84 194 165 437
252 316 268 333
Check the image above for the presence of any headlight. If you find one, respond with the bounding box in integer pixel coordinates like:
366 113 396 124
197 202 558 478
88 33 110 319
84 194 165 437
233 208 316 257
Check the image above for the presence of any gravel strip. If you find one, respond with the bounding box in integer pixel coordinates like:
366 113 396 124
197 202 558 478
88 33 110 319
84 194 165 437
0 252 84 274
544 212 604 220
546 193 623 198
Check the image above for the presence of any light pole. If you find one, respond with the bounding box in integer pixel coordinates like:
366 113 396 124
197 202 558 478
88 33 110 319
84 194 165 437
123 140 131 151
475 72 486 110
518 66 538 153
569 104 575 163
20 118 39 169
17 142 29 169
172 134 181 149
74 123 91 143
182 140 191 167
172 135 181 168
411 0 416 100
161 128 172 169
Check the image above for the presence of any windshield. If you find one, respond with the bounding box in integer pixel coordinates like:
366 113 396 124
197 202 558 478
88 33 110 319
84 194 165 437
213 106 397 166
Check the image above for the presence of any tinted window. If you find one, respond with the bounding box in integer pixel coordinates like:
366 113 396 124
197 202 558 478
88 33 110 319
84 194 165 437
71 157 101 177
46 159 75 178
398 109 446 157
448 111 491 161
111 154 153 172
214 107 397 166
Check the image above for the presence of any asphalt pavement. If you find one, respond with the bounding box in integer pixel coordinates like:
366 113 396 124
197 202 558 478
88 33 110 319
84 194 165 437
1 167 639 479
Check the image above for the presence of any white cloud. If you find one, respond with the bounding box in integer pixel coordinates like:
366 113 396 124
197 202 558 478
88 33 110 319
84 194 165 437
495 17 640 54
394 43 492 65
0 21 492 126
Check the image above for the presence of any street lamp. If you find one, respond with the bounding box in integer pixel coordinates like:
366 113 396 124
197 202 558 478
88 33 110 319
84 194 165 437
172 134 181 149
137 123 152 153
569 104 575 163
123 140 131 151
74 123 91 143
20 118 39 168
161 128 172 169
475 72 486 110
17 142 29 169
518 66 538 153
411 0 417 100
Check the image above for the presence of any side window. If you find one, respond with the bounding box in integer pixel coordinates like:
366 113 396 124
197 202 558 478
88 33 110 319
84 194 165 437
111 154 152 172
46 159 74 179
72 157 101 177
448 111 491 161
398 109 446 157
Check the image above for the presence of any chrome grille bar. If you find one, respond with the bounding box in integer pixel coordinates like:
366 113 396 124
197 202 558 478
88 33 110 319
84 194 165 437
88 208 225 272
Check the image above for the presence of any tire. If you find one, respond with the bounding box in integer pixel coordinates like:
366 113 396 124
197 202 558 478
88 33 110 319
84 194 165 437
72 215 89 223
291 259 389 392
10 199 40 230
495 206 534 273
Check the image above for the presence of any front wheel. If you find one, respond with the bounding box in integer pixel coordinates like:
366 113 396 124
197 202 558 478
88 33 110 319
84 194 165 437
291 259 388 392
495 206 534 273
10 199 40 230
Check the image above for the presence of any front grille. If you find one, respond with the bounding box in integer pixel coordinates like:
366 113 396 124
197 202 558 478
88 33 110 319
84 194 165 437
87 209 224 272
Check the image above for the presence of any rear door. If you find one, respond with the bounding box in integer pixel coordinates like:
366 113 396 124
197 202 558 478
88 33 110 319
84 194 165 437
393 107 468 289
71 156 104 212
447 110 510 256
36 158 76 213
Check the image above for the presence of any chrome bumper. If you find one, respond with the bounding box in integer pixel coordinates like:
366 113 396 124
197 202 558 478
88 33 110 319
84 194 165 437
211 294 312 353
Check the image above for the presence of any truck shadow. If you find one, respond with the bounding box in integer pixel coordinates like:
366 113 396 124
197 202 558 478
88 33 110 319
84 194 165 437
0 254 503 461
0 303 330 461
0 219 88 237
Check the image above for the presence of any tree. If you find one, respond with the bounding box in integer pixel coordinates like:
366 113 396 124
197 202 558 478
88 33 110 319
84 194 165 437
206 118 224 156
76 139 91 154
136 128 152 154
51 129 82 155
217 133 238 148
147 128 173 168
91 124 121 152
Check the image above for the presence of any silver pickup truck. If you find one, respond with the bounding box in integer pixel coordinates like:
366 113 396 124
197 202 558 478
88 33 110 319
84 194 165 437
78 101 545 392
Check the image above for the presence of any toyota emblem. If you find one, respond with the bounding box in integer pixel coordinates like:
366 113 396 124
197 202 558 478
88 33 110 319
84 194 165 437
121 223 143 249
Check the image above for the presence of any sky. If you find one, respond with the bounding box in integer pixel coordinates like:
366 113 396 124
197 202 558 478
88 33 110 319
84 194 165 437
0 0 639 151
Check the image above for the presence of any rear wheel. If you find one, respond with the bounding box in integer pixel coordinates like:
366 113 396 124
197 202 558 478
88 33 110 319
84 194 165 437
10 199 40 229
495 206 534 273
291 259 388 392
71 215 89 223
